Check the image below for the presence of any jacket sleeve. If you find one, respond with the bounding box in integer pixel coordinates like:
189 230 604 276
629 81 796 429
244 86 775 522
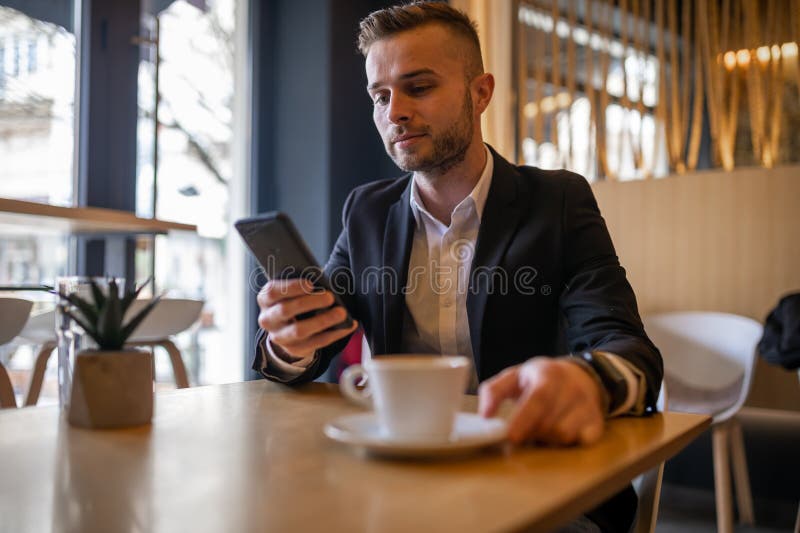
251 191 358 385
559 174 663 411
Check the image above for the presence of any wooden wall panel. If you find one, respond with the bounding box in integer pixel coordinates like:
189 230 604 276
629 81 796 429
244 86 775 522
451 0 516 159
592 165 800 410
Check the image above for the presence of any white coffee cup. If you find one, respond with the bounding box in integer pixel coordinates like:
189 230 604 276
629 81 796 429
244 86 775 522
340 355 471 442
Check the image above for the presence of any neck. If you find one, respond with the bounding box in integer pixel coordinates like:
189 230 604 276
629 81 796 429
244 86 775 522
413 139 487 226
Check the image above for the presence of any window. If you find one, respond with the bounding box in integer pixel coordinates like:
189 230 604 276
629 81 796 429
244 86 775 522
11 35 18 75
27 37 36 73
136 0 245 386
0 3 76 284
516 1 800 176
0 5 76 206
0 44 5 97
1 0 250 402
0 2 76 405
517 3 668 182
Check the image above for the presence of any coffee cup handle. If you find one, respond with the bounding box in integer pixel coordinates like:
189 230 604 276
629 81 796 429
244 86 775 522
340 364 372 408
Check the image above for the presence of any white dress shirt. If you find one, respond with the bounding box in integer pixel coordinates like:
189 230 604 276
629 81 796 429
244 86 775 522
396 144 494 390
262 144 643 415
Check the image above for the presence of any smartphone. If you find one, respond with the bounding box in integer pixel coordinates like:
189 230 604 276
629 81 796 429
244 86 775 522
235 211 353 330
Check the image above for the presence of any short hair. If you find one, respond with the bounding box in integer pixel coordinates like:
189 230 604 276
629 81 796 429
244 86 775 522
357 1 484 77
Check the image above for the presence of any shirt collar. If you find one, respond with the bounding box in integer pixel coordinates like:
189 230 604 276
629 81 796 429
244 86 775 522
409 144 494 226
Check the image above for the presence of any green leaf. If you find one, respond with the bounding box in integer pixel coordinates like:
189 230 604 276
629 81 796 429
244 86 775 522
120 278 136 313
120 293 164 342
121 276 153 314
102 333 125 351
108 277 118 301
89 279 106 309
96 278 124 350
57 291 99 325
63 309 101 345
134 277 153 299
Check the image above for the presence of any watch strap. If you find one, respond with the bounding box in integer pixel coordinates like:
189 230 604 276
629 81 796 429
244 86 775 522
567 357 611 415
572 351 629 415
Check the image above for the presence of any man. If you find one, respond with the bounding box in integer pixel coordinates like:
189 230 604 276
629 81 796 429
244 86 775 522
255 3 661 532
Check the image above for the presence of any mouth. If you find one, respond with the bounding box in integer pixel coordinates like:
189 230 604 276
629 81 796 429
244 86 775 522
391 133 426 149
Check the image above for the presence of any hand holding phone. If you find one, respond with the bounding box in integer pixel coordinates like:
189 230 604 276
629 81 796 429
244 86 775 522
236 212 358 359
256 278 357 359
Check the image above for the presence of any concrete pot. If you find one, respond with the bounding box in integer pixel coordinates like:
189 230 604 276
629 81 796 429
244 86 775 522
68 350 154 429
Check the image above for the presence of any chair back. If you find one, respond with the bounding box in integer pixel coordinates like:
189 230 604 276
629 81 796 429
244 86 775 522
126 299 204 342
0 298 33 345
17 309 57 344
643 311 762 423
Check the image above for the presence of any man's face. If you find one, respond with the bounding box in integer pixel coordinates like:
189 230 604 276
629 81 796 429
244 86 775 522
365 24 477 174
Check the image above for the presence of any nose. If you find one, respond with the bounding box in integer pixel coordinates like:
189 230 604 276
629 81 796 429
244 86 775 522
386 92 412 125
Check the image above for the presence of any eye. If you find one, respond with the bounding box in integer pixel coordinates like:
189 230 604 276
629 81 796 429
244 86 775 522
372 93 389 106
409 85 432 95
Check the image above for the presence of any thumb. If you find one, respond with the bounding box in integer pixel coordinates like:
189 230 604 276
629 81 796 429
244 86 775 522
478 367 521 418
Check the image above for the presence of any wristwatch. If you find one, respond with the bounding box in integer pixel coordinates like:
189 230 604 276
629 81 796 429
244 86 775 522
572 351 628 415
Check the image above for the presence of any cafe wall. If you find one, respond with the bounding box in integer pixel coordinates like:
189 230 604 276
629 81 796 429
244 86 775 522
592 165 800 411
454 0 800 411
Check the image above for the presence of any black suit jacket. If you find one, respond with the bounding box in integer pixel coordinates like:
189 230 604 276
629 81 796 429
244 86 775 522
253 147 662 532
256 147 662 405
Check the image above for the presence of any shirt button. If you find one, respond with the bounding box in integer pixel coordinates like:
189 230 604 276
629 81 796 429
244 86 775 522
443 298 454 308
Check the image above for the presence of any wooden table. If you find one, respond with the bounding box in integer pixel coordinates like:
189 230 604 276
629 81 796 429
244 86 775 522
0 381 710 533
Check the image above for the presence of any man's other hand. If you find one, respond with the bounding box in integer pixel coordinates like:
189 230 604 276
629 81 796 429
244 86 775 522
257 279 358 359
478 357 605 446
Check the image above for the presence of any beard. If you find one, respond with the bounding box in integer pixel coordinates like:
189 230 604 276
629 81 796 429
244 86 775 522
386 89 474 176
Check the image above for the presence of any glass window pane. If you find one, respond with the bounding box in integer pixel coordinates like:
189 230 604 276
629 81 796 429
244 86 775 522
517 2 668 181
136 0 244 387
0 3 75 206
137 0 234 235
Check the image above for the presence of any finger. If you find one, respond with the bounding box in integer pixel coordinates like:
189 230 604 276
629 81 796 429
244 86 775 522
552 362 605 445
258 278 315 308
259 291 335 332
545 406 587 446
271 291 335 322
578 411 605 445
281 320 359 354
258 308 275 331
532 393 574 439
516 359 587 440
506 384 552 444
271 306 350 346
530 365 587 437
259 305 295 332
478 367 521 418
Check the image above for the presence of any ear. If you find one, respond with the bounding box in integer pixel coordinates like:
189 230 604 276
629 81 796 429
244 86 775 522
471 72 495 115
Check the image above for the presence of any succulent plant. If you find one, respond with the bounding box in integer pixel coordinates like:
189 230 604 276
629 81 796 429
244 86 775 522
53 278 163 351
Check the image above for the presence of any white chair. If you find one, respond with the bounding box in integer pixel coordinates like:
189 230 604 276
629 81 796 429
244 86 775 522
125 298 204 389
0 298 34 408
632 383 668 533
22 298 204 405
16 308 59 406
643 312 762 533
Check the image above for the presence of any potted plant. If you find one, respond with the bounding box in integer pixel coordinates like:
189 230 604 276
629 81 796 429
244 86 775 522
54 278 163 429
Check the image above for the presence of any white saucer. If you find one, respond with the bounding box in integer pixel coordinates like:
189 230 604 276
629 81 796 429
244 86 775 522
323 412 508 458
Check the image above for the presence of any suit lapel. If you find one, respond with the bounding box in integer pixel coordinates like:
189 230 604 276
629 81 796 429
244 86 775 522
381 178 415 354
467 149 526 376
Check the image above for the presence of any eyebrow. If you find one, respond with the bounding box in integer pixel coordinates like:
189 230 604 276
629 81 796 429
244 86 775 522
367 68 439 91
